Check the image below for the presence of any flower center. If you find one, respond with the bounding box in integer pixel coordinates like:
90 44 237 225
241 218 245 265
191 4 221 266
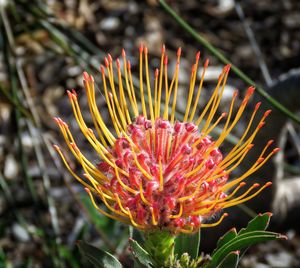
97 116 228 230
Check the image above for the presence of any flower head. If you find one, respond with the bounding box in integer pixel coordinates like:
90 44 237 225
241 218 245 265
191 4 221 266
54 45 278 234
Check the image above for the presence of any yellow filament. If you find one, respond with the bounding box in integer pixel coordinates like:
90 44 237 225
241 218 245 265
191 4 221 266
189 62 207 122
163 57 169 120
131 150 153 180
150 207 158 225
201 70 229 133
54 146 96 192
127 208 145 229
154 70 159 119
201 213 228 228
223 149 276 191
163 64 177 120
122 55 139 117
86 189 129 223
57 122 109 181
183 65 197 121
114 194 129 215
179 226 195 234
106 65 127 130
100 71 124 137
222 183 271 209
195 70 225 126
127 64 139 115
144 48 155 122
82 81 111 146
202 113 226 137
169 203 183 219
108 94 122 136
170 64 179 124
139 182 151 206
113 163 138 195
117 65 131 124
139 47 147 117
156 48 165 118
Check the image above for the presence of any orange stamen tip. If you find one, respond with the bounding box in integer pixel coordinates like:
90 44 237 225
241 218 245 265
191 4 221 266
258 157 265 163
53 144 60 151
164 55 168 65
204 58 209 67
127 60 131 70
144 46 148 54
66 90 72 97
191 64 196 73
273 148 281 153
196 51 200 60
267 140 274 146
247 86 255 94
108 53 112 62
221 112 227 117
108 92 113 98
122 49 126 57
161 44 165 53
224 213 229 217
177 47 182 57
116 58 120 69
240 182 246 186
248 144 254 149
71 89 77 96
266 182 272 186
100 65 105 74
258 122 265 129
224 64 231 72
84 188 91 193
253 183 260 188
266 212 273 217
53 117 59 124
155 68 159 78
104 57 109 67
233 90 239 98
83 71 89 81
255 102 262 110
139 44 144 53
264 110 272 116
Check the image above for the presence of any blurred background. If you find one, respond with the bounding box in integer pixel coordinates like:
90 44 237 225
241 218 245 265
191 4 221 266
0 0 300 267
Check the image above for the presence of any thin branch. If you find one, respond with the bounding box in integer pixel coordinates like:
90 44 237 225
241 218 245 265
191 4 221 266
234 1 272 86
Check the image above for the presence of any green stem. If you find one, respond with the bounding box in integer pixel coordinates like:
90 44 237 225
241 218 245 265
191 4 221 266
159 0 300 125
144 231 175 267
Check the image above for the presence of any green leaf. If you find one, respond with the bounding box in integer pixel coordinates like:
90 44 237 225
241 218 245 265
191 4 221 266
174 230 200 259
214 228 237 253
129 238 153 268
238 212 272 235
206 231 285 268
216 251 239 268
78 241 123 268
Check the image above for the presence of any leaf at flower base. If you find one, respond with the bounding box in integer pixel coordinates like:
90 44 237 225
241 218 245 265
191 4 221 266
238 212 272 235
216 251 239 268
205 231 286 268
129 238 153 268
77 241 123 268
174 230 201 259
214 228 237 254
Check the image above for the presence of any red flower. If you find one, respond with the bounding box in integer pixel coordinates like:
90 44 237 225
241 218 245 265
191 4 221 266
54 45 278 234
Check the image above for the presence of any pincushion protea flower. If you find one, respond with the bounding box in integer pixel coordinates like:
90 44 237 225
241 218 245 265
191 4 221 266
54 45 278 235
